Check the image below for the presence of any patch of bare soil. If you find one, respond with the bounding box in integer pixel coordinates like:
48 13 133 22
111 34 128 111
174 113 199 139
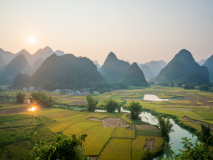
89 156 97 160
0 107 27 115
102 117 129 128
136 125 159 131
88 118 101 121
163 107 194 111
126 124 135 131
144 139 156 151
183 116 213 130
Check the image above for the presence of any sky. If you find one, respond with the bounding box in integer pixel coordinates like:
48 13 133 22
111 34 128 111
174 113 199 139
0 0 213 65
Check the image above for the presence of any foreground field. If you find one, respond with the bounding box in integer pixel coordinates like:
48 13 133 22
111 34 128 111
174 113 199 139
0 85 213 159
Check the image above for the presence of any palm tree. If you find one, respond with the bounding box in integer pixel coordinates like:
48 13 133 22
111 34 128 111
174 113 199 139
157 115 174 141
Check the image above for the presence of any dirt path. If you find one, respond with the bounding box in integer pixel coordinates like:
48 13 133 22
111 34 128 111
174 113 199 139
136 125 159 131
88 118 101 121
102 117 129 128
0 107 28 115
163 107 194 111
183 116 213 130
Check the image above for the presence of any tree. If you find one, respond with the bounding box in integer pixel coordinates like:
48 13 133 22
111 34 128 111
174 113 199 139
30 91 53 107
87 95 98 112
174 137 213 160
105 99 119 113
129 101 142 120
199 85 209 91
199 124 213 145
32 134 87 160
177 82 182 87
184 84 195 89
157 115 174 141
15 92 25 103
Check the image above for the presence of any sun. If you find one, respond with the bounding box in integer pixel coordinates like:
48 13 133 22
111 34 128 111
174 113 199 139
28 36 36 44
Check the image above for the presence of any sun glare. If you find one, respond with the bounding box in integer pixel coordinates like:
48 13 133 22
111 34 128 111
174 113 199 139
28 106 36 112
28 36 36 44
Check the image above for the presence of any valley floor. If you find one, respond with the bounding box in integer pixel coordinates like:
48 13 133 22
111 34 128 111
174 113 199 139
0 85 213 159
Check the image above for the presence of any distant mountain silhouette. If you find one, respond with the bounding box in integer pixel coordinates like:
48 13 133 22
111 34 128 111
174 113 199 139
33 46 54 61
139 60 167 79
101 52 130 83
203 55 213 82
93 60 101 72
120 62 147 86
26 58 44 75
0 48 15 65
25 54 107 90
157 49 209 85
54 50 65 56
0 54 29 84
139 64 154 79
16 49 34 65
0 55 5 70
197 59 206 66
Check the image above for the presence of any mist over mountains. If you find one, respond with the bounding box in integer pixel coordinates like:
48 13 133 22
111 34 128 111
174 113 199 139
0 47 212 89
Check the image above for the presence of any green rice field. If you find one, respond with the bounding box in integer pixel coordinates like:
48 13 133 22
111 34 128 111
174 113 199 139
0 85 213 159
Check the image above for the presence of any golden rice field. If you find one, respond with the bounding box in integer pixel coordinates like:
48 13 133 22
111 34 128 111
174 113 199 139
0 85 213 159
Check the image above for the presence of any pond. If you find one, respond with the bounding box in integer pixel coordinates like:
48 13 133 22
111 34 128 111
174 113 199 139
143 94 169 101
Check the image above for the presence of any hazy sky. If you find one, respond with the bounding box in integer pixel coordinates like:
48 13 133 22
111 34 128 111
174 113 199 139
0 0 213 64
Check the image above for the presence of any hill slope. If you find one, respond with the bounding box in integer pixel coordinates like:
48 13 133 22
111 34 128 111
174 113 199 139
157 49 209 84
0 54 29 84
101 52 130 83
29 54 107 90
203 55 213 82
120 62 147 86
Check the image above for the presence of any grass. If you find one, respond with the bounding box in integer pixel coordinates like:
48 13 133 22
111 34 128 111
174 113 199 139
132 136 163 151
0 114 56 160
80 126 114 156
121 114 132 123
1 85 213 159
98 138 132 160
112 128 135 139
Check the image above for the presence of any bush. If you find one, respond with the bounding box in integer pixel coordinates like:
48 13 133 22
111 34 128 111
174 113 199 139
175 137 213 160
105 99 119 113
129 101 142 120
32 134 87 160
199 85 209 91
15 92 25 103
30 91 53 107
184 84 195 89
87 95 98 112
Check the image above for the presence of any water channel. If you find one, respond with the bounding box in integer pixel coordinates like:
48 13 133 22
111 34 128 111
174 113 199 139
95 94 198 159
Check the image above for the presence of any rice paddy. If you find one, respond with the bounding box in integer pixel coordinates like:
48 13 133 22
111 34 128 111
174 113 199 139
0 85 213 159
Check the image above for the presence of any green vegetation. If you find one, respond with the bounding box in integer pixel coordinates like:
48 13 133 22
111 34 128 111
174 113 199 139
86 95 98 112
32 134 87 160
198 124 213 145
1 85 213 159
105 99 119 113
30 91 53 107
173 137 213 160
129 101 142 120
15 92 25 103
157 115 174 141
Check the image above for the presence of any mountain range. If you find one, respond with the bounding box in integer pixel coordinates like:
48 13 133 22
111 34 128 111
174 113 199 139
139 60 167 79
101 52 130 83
157 49 209 85
13 54 107 90
0 46 212 88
